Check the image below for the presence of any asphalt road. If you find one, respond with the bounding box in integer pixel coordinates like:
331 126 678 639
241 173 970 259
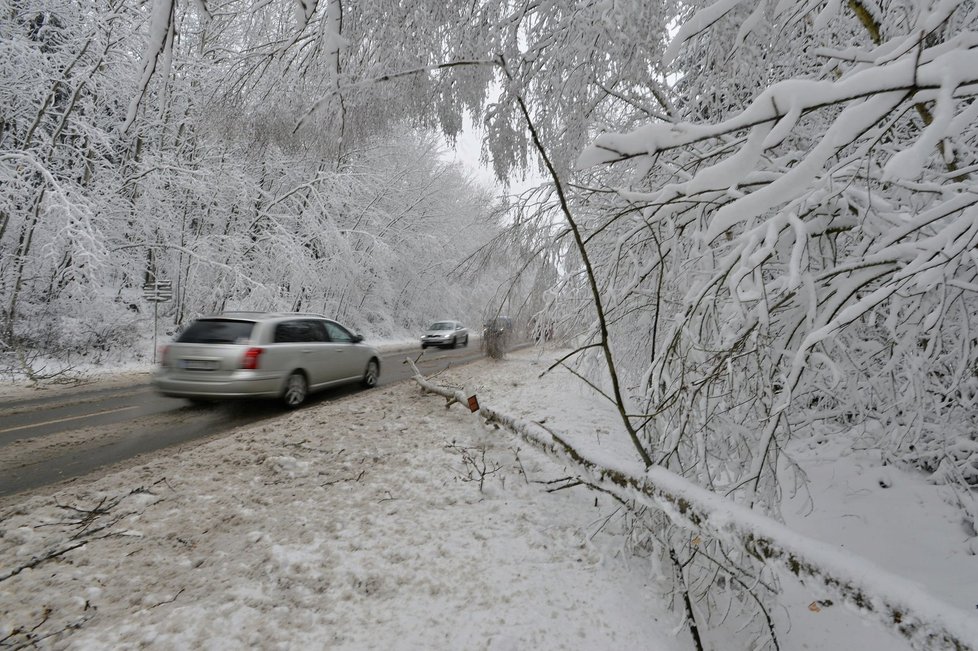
0 344 485 500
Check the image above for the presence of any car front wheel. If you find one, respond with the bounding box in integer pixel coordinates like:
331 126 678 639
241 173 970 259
282 372 308 408
363 359 380 388
463 334 469 347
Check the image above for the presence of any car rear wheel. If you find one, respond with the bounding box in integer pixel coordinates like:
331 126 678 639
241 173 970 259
363 359 380 388
282 372 308 408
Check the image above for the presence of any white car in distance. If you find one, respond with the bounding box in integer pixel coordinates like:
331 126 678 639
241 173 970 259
420 320 469 349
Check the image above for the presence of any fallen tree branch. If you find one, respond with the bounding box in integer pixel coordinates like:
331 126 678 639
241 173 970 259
410 371 978 651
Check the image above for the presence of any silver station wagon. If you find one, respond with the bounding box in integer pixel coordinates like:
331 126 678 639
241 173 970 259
152 312 381 408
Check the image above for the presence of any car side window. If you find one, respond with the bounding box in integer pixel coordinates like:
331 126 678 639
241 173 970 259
274 321 304 343
305 320 329 342
323 321 353 343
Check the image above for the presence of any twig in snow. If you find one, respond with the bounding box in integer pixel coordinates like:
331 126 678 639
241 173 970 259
321 469 366 487
545 480 583 493
511 447 529 485
150 588 185 608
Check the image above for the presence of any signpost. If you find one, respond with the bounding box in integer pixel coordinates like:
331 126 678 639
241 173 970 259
143 280 173 363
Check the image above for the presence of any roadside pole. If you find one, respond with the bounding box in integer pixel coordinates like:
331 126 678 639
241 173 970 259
142 280 173 363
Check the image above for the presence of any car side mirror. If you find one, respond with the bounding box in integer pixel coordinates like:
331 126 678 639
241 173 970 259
352 334 364 343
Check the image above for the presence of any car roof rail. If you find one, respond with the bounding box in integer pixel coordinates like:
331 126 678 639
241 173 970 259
267 312 328 318
217 311 329 318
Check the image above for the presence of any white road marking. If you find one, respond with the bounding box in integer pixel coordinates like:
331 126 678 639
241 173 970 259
0 406 139 434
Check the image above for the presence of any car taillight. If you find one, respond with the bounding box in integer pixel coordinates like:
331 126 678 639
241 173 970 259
241 347 263 370
159 345 170 366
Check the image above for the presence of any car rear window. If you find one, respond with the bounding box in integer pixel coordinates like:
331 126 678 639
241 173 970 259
177 319 255 344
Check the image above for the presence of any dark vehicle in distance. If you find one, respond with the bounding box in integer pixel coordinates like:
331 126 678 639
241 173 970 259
481 315 514 359
483 316 513 335
152 312 380 408
421 320 469 349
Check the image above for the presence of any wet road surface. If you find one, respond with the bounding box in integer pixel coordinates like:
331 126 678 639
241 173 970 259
0 344 485 499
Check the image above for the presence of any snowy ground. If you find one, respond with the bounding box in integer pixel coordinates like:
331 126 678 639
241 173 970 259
1 347 976 649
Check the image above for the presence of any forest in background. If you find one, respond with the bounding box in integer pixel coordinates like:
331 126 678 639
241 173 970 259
3 0 978 648
0 0 546 371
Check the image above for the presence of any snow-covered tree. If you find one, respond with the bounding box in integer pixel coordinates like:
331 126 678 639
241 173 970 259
576 0 978 492
559 1 978 645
